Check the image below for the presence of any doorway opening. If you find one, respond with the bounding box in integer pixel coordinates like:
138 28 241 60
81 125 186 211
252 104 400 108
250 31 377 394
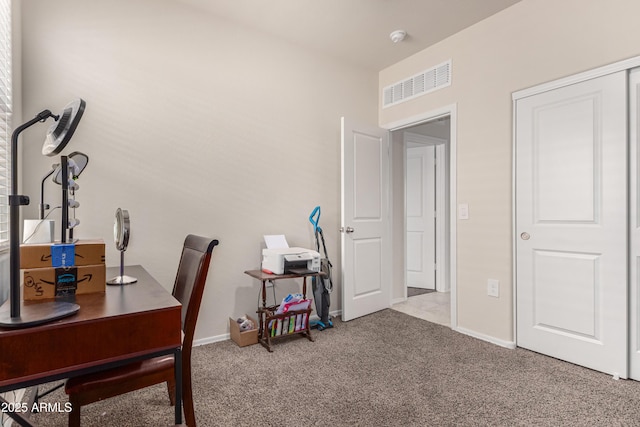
391 115 452 327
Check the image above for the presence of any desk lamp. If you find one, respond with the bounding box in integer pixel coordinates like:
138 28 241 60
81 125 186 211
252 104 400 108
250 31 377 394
0 99 86 328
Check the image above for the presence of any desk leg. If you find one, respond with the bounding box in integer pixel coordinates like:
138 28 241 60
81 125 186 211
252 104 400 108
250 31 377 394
257 309 263 341
261 280 267 308
0 395 32 427
174 348 183 425
302 277 307 298
305 310 315 342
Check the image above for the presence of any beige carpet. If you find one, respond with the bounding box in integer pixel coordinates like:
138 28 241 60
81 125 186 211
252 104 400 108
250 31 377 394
28 309 640 426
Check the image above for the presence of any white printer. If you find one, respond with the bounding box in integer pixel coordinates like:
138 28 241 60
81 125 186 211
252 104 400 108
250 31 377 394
262 247 321 275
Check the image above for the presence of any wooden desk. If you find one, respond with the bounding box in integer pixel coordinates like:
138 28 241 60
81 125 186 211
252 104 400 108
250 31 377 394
245 269 324 352
0 265 183 426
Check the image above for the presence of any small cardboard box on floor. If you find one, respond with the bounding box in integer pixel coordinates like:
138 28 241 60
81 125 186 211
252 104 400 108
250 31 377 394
229 315 258 347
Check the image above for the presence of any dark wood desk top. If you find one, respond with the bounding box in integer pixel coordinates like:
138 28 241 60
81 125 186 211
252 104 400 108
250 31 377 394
0 265 181 390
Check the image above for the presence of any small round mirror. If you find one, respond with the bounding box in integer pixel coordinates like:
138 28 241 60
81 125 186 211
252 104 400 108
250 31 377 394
113 208 130 251
107 208 136 285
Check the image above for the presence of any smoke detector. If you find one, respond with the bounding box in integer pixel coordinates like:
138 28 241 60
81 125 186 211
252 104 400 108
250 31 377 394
390 30 407 43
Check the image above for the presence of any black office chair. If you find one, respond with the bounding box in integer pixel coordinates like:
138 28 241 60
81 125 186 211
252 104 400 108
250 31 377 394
65 235 219 426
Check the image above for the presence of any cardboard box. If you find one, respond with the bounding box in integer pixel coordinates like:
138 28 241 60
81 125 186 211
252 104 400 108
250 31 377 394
22 264 106 300
229 315 258 347
20 239 106 269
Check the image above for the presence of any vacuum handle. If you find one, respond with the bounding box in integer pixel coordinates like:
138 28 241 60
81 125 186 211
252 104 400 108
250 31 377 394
309 206 321 232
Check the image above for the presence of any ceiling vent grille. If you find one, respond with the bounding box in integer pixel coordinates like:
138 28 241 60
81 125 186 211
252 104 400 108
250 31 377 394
383 60 451 108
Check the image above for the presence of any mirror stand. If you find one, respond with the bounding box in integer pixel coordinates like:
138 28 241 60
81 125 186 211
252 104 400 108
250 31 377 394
107 250 137 285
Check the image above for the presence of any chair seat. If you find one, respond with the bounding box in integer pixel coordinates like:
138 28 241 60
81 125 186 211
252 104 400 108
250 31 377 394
65 355 174 396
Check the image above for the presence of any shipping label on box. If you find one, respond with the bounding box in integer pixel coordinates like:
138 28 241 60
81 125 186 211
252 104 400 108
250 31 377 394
23 264 106 300
51 244 75 267
54 267 78 296
20 239 105 269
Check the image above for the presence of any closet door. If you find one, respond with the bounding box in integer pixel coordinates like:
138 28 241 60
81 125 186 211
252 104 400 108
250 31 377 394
515 71 627 377
629 68 640 380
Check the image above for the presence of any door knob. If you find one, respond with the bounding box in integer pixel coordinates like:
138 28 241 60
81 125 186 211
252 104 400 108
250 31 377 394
520 232 530 240
340 227 355 233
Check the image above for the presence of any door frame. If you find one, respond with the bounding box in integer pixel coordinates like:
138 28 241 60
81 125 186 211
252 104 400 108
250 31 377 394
382 104 458 329
404 133 448 294
630 68 640 379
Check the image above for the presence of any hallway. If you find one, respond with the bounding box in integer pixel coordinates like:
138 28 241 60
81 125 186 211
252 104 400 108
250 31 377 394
392 291 450 327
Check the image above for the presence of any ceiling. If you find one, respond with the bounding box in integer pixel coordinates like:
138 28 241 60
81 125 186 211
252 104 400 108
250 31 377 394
179 0 522 71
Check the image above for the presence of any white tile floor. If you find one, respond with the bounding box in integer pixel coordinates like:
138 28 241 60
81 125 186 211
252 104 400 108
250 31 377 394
392 290 451 327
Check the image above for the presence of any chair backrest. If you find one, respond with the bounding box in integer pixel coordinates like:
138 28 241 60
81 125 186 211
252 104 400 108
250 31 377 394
172 235 219 349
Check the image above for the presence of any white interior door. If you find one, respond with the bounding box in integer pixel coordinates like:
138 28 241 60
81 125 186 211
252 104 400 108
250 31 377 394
406 145 436 289
515 71 628 377
341 117 390 322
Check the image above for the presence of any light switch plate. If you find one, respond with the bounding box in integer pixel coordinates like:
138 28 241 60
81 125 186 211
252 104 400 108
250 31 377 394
458 203 469 220
488 279 499 298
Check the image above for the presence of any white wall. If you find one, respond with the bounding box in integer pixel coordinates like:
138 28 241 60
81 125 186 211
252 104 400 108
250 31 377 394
380 0 640 343
19 0 377 341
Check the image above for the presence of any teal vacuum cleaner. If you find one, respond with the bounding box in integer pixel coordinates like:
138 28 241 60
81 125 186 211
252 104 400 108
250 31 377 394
309 206 333 330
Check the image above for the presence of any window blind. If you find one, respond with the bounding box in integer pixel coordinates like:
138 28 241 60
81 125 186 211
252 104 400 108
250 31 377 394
0 0 10 249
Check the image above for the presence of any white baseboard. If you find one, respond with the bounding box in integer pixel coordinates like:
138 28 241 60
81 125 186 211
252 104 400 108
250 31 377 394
392 297 406 305
194 333 230 347
454 326 516 349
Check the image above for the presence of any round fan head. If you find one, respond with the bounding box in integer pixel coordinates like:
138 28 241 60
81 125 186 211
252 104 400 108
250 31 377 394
42 98 86 156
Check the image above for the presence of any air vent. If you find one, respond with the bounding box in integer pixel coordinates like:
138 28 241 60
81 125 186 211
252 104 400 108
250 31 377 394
382 60 452 108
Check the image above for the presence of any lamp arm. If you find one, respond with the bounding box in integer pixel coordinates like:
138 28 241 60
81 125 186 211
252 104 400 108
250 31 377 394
8 110 56 318
11 110 55 193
